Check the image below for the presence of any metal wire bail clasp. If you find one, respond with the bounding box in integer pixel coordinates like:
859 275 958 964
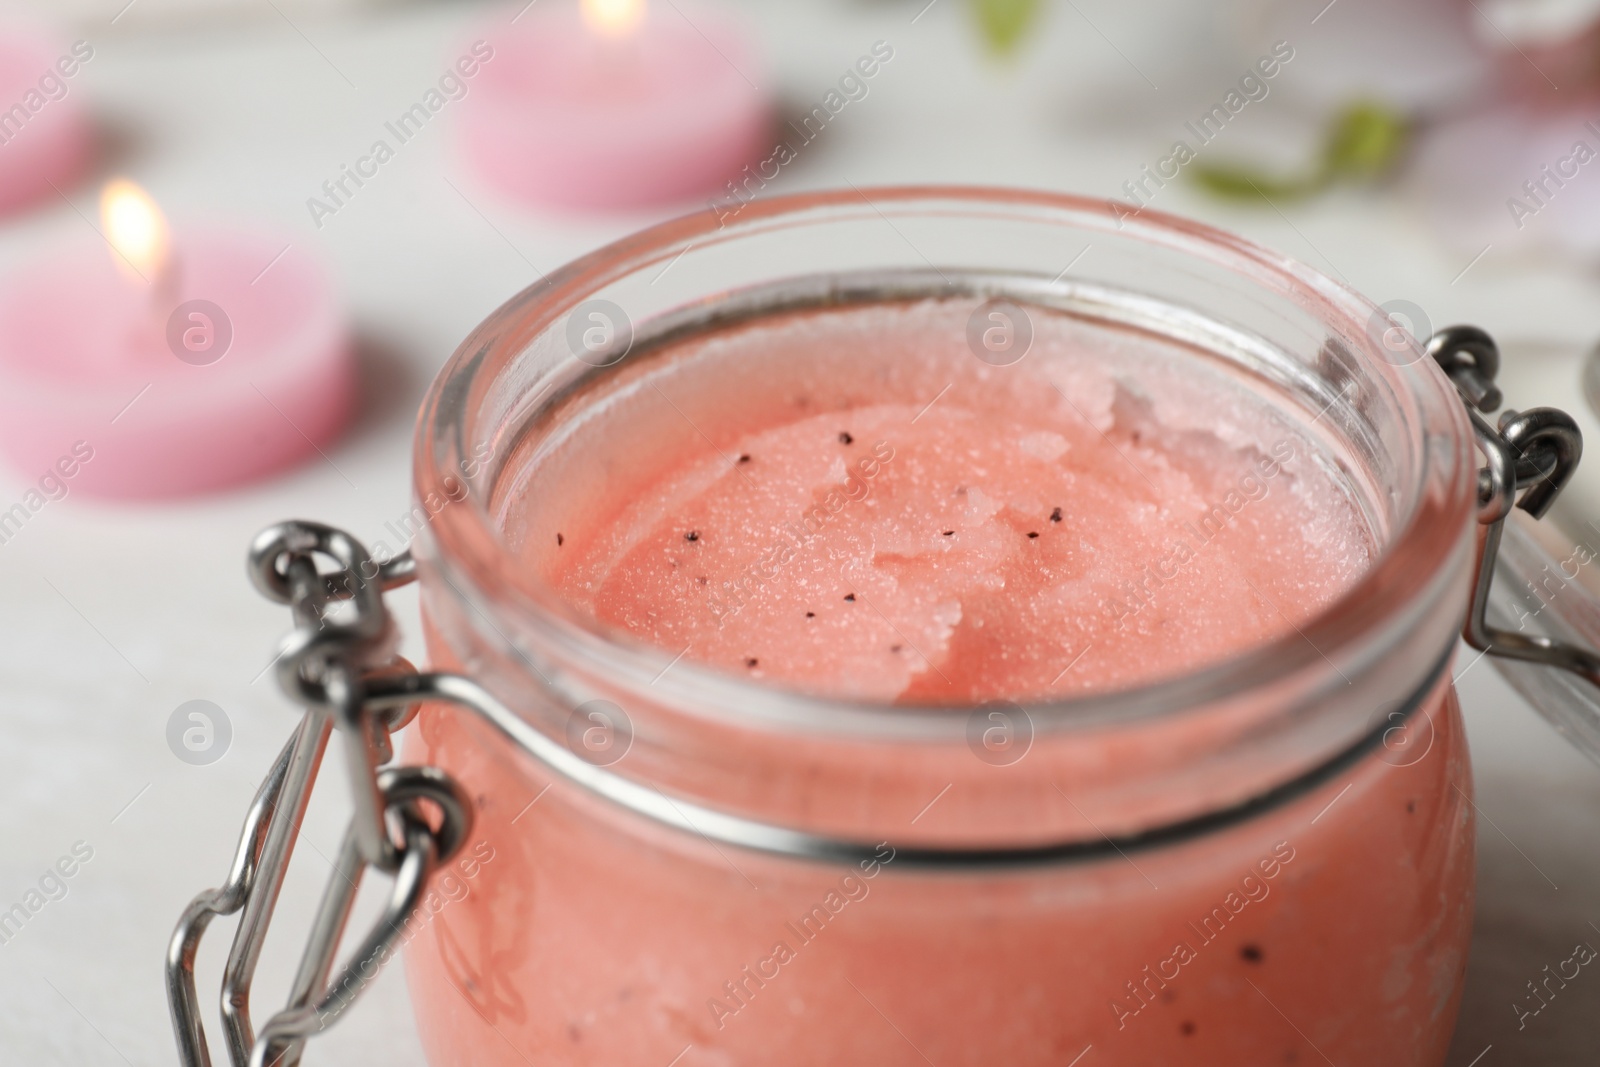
1428 326 1600 685
167 522 471 1067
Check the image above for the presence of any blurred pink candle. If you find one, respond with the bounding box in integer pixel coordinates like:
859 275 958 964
0 181 353 499
0 33 95 215
458 0 771 210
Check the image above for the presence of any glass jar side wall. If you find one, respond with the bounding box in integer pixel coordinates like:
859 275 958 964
401 669 1473 1067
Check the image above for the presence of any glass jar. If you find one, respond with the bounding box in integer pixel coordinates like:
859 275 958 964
398 188 1485 1066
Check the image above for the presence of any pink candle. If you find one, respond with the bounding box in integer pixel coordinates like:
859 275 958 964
403 295 1474 1066
0 181 353 498
457 0 771 210
0 33 95 215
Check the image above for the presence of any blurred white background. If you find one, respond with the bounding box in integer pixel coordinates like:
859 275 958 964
0 0 1594 1063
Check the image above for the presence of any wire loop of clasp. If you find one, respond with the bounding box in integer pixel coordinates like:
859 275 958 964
168 522 471 1067
1429 325 1600 686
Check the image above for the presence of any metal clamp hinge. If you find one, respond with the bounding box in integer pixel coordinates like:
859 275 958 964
1428 325 1600 686
167 523 472 1067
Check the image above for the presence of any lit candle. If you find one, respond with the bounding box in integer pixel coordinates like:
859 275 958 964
457 0 772 210
0 33 95 215
0 179 354 498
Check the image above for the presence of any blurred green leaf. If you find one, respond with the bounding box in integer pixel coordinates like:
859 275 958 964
1188 164 1323 202
1190 99 1409 204
971 0 1043 55
1322 100 1408 180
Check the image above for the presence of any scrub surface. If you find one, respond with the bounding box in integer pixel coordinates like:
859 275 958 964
543 300 1374 702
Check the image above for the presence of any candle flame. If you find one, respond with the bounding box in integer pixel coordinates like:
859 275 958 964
100 178 171 282
581 0 645 38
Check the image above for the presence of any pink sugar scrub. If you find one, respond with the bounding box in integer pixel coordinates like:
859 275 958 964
539 299 1375 703
404 297 1472 1067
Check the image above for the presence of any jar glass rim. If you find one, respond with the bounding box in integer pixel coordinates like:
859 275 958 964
413 184 1477 740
